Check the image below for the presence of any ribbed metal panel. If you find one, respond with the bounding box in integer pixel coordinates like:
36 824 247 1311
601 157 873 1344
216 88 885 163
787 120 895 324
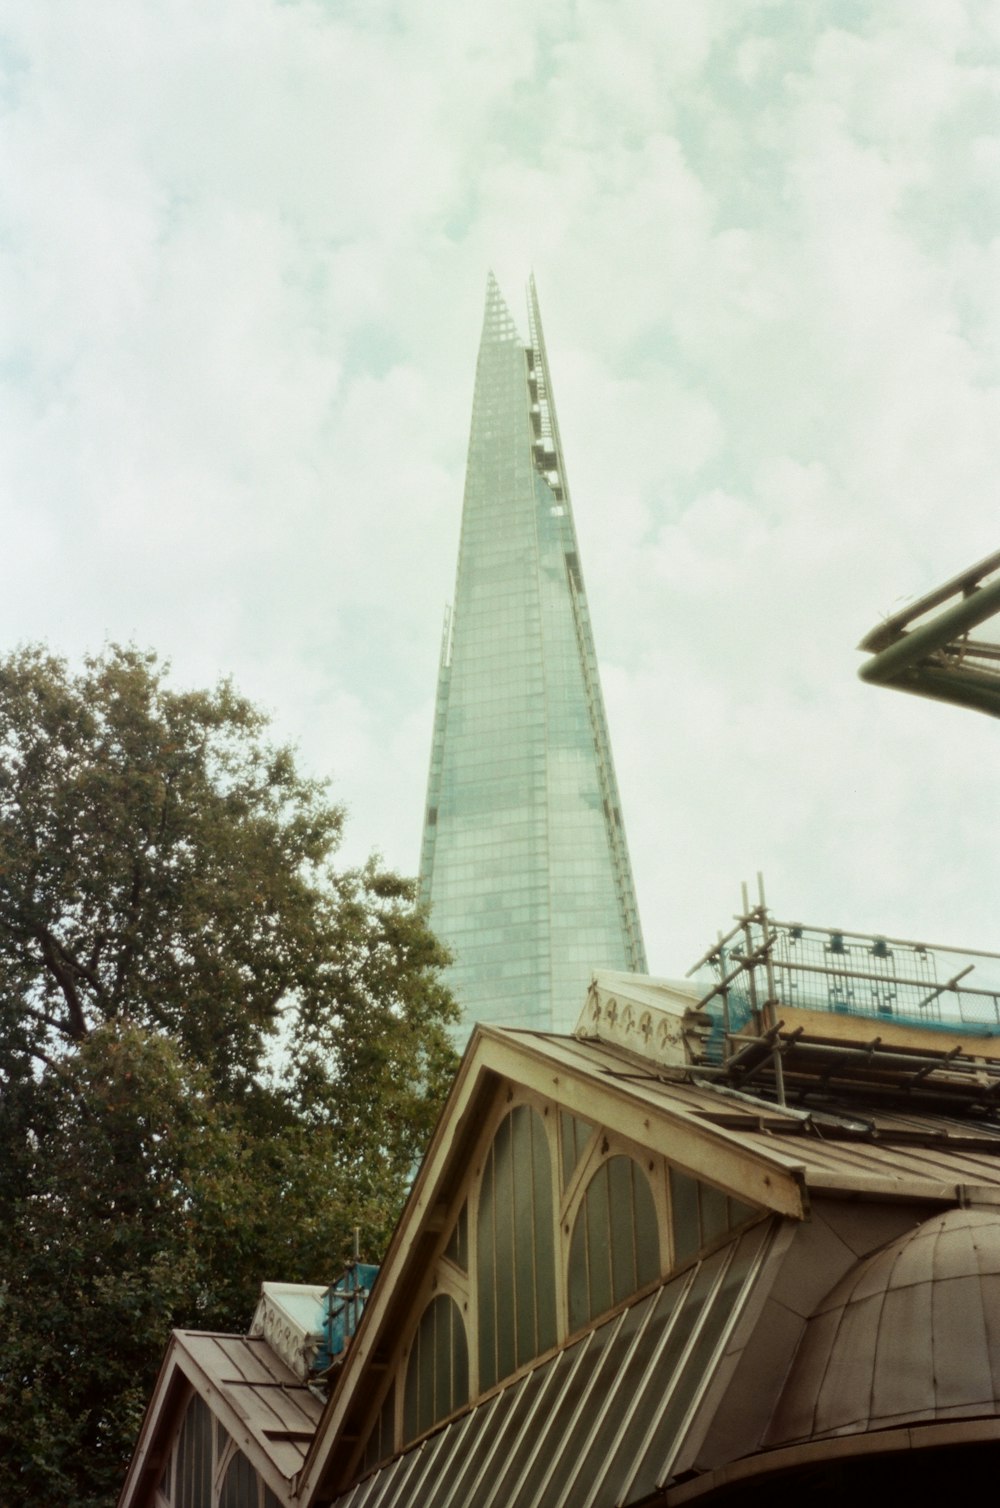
330 1222 773 1508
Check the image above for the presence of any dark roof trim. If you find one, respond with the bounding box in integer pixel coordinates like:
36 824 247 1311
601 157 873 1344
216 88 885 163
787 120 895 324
666 1416 1000 1504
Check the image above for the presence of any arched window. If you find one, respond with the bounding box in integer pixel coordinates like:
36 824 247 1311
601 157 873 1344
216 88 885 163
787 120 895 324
403 1294 468 1441
172 1395 213 1508
218 1449 282 1508
568 1155 660 1330
219 1450 255 1508
477 1105 556 1388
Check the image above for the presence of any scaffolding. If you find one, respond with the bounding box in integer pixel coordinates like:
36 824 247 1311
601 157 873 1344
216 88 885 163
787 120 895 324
686 879 1000 1114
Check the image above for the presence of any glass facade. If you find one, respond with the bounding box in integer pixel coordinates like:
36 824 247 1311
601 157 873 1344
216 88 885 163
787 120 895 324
354 1085 767 1472
420 276 646 1038
164 1395 281 1508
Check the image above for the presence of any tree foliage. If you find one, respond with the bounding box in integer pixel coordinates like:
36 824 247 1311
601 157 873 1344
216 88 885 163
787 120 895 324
0 646 458 1508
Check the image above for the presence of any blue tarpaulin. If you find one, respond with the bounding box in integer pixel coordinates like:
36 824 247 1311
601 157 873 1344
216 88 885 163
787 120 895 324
316 1263 380 1370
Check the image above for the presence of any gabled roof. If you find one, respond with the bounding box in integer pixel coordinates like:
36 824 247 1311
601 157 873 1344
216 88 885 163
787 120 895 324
118 964 1000 1508
118 1329 323 1508
297 964 1000 1504
295 1018 811 1500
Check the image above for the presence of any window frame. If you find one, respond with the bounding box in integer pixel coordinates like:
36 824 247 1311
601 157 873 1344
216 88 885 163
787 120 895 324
350 1078 765 1478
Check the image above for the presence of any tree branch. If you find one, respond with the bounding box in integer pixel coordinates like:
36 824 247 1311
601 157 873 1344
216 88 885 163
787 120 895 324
37 929 89 1041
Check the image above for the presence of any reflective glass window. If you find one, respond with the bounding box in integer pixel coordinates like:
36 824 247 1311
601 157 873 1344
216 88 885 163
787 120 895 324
173 1395 213 1508
403 1294 469 1441
669 1167 759 1266
219 1450 260 1508
477 1105 557 1388
568 1156 660 1329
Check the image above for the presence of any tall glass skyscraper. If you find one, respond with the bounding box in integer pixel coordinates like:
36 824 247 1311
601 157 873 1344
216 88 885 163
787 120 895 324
420 275 646 1038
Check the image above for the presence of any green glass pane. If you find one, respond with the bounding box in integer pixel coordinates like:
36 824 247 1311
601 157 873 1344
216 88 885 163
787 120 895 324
531 1111 557 1353
728 1196 757 1230
435 1385 521 1505
380 1385 395 1458
634 1161 661 1288
576 1287 679 1494
418 1300 436 1433
699 1180 730 1245
585 1162 612 1320
543 1293 657 1504
403 1331 420 1442
512 1109 536 1367
493 1116 516 1381
219 1453 256 1508
559 1111 593 1186
481 1353 562 1504
175 1395 212 1508
444 1201 468 1271
609 1156 637 1305
452 1306 469 1411
629 1246 733 1496
568 1206 589 1333
669 1168 701 1266
477 1143 497 1389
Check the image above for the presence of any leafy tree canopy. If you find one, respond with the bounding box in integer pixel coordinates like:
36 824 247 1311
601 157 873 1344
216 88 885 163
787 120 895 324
0 645 458 1508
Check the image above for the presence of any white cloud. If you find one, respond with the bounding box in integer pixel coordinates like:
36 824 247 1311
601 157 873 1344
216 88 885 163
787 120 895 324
0 0 998 981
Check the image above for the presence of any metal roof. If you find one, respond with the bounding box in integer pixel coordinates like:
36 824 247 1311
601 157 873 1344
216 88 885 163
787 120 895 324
766 1206 1000 1445
299 1013 1000 1502
175 1332 324 1481
513 1030 1000 1201
328 1222 775 1508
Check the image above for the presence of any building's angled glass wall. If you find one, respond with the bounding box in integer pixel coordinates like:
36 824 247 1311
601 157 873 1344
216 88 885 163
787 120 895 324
162 1396 279 1508
420 277 646 1041
354 1085 766 1477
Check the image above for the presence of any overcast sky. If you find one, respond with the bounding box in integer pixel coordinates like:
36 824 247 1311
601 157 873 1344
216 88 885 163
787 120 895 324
2 0 998 984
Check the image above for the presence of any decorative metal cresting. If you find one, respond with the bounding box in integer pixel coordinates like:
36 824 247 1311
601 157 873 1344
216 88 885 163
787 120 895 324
858 548 1000 717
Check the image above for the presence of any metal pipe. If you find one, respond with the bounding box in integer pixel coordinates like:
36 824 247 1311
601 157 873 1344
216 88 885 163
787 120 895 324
763 919 1000 963
758 873 786 1107
752 954 995 1001
858 571 1000 683
859 548 1000 652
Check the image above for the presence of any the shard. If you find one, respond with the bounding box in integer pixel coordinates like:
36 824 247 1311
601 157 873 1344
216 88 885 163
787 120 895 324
420 275 646 1037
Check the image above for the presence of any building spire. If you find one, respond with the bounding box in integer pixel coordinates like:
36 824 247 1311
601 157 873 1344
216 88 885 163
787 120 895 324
420 276 647 1041
482 271 520 344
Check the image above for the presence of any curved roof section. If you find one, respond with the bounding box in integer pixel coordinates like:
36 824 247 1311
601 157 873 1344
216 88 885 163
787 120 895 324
766 1207 1000 1447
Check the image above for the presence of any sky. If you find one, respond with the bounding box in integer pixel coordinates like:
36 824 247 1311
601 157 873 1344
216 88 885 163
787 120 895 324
1 0 999 984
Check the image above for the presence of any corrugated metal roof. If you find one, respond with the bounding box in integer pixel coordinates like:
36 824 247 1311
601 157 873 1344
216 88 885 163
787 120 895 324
176 1332 324 1480
328 1222 774 1508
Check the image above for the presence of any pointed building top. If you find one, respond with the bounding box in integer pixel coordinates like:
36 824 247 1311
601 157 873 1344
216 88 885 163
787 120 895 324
482 271 521 345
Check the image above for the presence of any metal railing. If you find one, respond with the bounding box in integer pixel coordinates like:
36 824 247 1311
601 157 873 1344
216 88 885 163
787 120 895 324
688 882 1000 1040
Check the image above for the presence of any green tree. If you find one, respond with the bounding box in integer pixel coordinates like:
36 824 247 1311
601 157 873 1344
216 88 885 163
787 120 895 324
0 645 458 1508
